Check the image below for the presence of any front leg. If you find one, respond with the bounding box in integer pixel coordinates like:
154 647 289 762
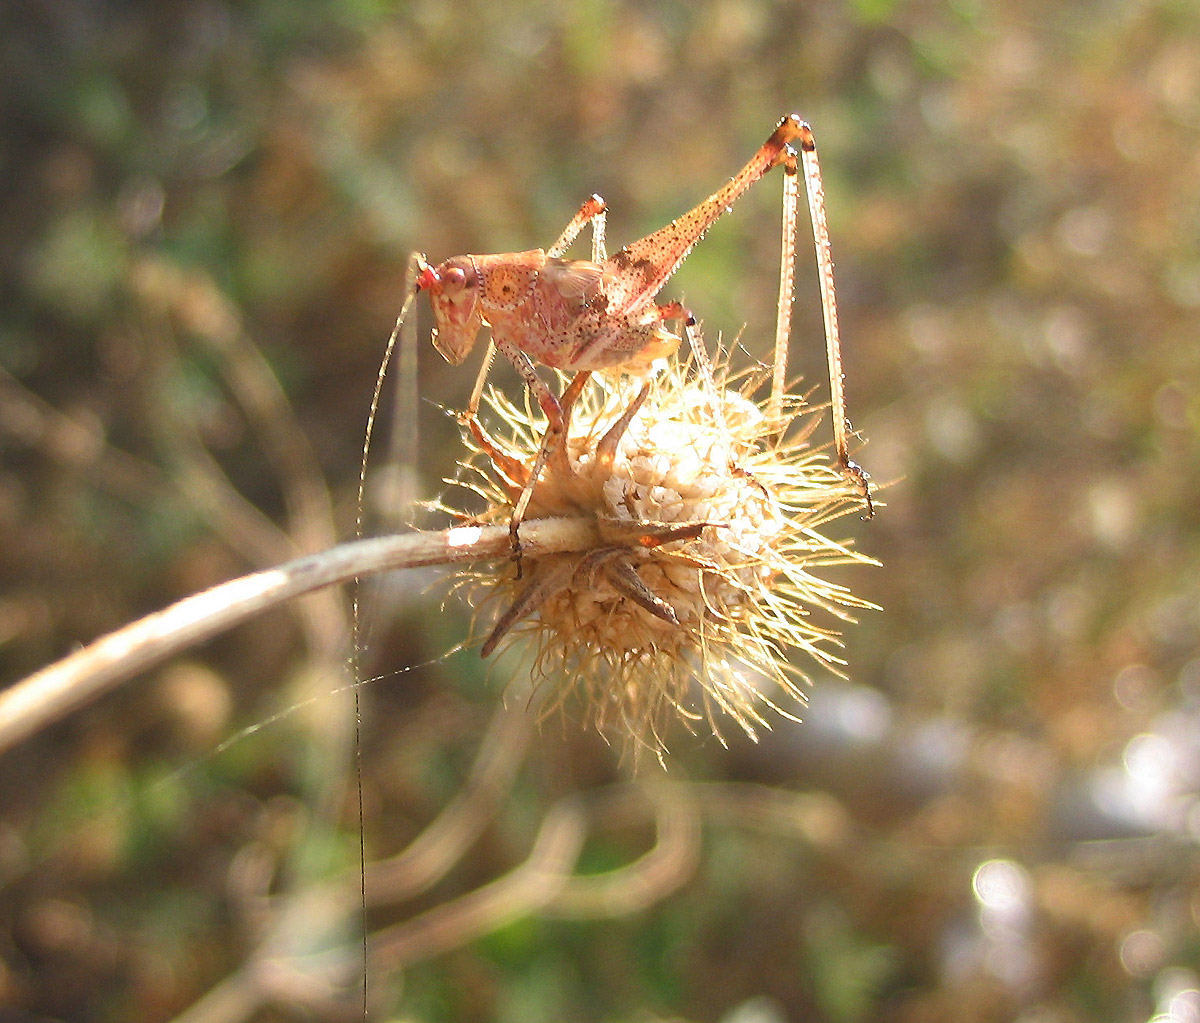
492 337 590 574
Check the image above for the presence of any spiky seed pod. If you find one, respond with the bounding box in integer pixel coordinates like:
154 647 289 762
452 349 876 762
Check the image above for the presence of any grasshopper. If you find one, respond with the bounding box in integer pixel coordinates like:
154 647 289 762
405 114 872 555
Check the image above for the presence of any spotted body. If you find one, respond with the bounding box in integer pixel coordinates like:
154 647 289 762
423 250 679 377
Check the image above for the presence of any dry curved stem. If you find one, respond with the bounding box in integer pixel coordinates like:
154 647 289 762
171 780 699 1022
168 876 367 1023
366 782 700 971
171 713 538 1023
164 781 828 1023
692 782 856 853
166 971 266 1023
367 794 589 970
0 516 601 754
543 781 701 919
365 696 534 905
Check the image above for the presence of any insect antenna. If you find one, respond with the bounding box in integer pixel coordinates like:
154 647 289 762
350 248 424 1016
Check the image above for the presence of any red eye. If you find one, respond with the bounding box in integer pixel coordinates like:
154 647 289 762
415 264 440 291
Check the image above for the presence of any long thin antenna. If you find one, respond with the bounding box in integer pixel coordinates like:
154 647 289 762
351 251 423 1017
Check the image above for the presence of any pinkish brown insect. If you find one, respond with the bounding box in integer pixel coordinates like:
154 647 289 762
399 114 873 555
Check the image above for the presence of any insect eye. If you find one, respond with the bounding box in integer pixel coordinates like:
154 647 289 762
415 263 439 291
444 266 468 289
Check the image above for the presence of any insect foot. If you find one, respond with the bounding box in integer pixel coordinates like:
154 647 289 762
450 346 878 765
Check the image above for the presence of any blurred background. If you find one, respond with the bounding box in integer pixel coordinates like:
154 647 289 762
2 0 1199 1021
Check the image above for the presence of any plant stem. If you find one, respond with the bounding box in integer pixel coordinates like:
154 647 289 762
0 517 600 755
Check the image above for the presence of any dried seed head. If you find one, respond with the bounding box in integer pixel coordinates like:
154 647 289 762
454 349 876 763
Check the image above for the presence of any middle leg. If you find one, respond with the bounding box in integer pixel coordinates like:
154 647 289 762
490 331 591 570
